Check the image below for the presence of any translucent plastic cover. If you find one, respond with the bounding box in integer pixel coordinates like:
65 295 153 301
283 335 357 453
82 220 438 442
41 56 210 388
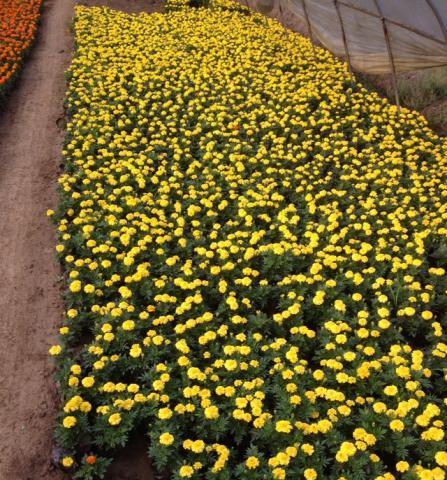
275 0 447 73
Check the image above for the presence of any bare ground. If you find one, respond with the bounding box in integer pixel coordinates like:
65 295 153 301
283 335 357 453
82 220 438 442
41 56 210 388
0 0 161 479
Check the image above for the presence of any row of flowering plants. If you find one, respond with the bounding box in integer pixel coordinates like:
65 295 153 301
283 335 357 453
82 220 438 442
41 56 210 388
0 0 42 102
50 2 447 479
164 0 249 12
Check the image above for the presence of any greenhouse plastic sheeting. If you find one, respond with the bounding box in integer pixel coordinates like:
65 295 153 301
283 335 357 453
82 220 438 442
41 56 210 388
281 0 447 73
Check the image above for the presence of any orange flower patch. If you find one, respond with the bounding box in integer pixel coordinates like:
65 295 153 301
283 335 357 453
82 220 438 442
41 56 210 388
0 0 42 97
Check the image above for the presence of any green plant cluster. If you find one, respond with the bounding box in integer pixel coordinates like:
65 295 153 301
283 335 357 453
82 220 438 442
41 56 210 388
50 2 447 479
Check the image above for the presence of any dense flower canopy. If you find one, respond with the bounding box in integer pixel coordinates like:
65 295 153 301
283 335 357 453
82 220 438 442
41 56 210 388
0 0 41 97
51 2 447 479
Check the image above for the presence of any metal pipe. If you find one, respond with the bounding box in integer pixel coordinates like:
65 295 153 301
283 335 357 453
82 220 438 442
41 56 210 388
425 0 447 43
337 0 446 46
373 0 400 111
278 0 284 23
334 0 354 81
301 0 317 60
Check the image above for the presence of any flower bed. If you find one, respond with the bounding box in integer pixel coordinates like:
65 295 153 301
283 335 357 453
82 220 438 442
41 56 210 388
0 0 42 101
50 3 447 479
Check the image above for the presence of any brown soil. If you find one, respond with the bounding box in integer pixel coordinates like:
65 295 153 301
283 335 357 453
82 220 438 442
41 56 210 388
0 0 161 479
107 434 154 480
421 98 447 134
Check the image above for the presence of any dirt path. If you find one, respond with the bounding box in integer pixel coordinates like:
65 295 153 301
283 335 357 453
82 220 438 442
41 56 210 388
0 1 161 479
0 0 75 477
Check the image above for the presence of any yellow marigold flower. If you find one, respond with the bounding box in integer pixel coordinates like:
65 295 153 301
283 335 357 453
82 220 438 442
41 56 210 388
49 345 62 356
378 319 390 329
396 461 409 472
304 468 318 480
104 332 114 342
373 402 387 413
432 467 445 480
158 407 173 420
422 427 445 441
190 440 205 453
334 300 346 312
179 465 194 478
63 416 77 428
301 444 314 455
272 468 286 479
118 286 132 298
84 284 95 293
336 441 356 462
68 376 79 387
61 456 74 468
108 413 121 426
130 344 142 358
204 405 219 419
245 456 259 469
335 452 349 463
384 385 398 396
80 401 92 413
275 420 293 433
312 291 325 305
81 376 95 388
435 451 447 467
159 432 174 446
122 320 135 331
390 420 405 432
69 280 81 293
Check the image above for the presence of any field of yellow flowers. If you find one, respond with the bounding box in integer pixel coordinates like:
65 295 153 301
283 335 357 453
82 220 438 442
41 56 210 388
49 1 447 479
